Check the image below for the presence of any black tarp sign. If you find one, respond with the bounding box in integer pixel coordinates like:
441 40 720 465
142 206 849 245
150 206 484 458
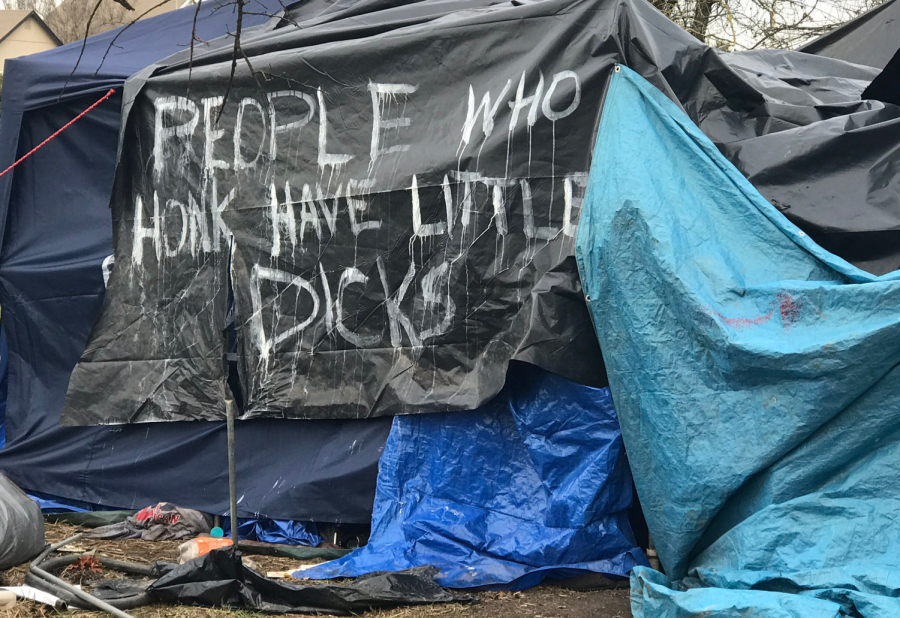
62 0 711 424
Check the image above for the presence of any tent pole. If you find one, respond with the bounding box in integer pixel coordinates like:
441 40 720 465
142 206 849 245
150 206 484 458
226 398 239 548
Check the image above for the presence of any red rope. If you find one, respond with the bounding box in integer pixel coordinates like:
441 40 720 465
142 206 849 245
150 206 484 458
0 88 117 179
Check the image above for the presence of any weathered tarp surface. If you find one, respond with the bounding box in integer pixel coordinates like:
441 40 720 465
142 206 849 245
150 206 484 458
63 0 900 425
578 66 900 617
297 362 646 590
800 0 900 69
0 473 43 570
148 549 469 614
62 0 712 425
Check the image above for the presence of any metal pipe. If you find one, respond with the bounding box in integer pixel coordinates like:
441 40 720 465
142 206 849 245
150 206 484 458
30 566 135 618
226 397 239 549
32 534 82 567
30 534 135 618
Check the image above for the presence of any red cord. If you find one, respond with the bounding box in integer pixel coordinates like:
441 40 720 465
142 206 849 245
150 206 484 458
0 88 117 179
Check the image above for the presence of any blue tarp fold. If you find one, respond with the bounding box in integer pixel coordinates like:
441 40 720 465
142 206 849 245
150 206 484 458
298 362 646 590
577 66 900 618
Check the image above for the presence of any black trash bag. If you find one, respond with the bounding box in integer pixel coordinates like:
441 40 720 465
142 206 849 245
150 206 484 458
148 548 471 614
0 473 44 569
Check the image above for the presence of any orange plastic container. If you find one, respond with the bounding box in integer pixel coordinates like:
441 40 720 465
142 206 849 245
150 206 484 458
177 536 234 564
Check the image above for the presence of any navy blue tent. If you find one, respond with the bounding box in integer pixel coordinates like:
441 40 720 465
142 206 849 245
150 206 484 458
0 0 390 521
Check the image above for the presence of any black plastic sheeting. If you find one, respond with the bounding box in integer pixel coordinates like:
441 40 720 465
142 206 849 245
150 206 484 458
0 473 43 569
63 0 900 425
691 50 900 276
863 47 900 106
800 0 900 69
148 549 469 614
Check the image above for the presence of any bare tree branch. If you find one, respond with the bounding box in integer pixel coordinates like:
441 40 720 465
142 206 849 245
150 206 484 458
59 0 105 100
216 0 245 123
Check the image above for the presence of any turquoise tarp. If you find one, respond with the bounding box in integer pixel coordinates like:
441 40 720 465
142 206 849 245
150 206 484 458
576 66 900 618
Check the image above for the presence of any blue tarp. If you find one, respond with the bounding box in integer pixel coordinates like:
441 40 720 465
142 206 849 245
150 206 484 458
577 66 900 617
234 519 323 547
298 362 646 590
0 0 390 522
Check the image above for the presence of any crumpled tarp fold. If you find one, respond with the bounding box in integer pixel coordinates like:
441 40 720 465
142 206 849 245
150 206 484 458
298 362 646 590
0 473 43 569
576 65 900 618
149 548 469 614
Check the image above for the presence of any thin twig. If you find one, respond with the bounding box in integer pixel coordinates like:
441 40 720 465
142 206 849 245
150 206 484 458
188 0 205 92
59 0 105 101
94 0 177 74
216 0 245 123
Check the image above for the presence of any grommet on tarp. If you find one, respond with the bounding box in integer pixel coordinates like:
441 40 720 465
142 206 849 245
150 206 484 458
615 64 621 72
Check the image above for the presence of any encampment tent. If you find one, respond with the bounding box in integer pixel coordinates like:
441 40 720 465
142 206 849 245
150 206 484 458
4 0 900 608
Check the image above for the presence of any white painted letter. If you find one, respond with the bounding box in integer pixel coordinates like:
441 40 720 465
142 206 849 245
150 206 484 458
347 179 380 236
542 70 581 122
376 257 420 348
479 178 510 236
249 265 320 361
164 199 188 257
209 176 234 251
202 96 230 175
270 182 297 258
132 193 160 266
368 82 418 164
317 88 353 171
153 96 199 180
336 267 381 348
267 90 315 161
521 178 559 240
187 192 210 256
508 71 544 132
298 183 323 243
411 174 447 238
234 97 267 170
459 80 513 151
419 261 455 341
563 172 589 237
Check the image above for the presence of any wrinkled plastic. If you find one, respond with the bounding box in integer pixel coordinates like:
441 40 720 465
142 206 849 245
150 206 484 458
233 519 322 547
148 548 469 614
800 0 900 68
578 66 900 618
64 0 644 424
0 473 43 569
62 0 900 425
299 362 646 590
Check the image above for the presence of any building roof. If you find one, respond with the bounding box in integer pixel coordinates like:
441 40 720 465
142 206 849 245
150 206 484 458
0 10 62 47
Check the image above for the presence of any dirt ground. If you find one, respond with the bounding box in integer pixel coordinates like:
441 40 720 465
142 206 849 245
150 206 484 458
0 524 632 618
